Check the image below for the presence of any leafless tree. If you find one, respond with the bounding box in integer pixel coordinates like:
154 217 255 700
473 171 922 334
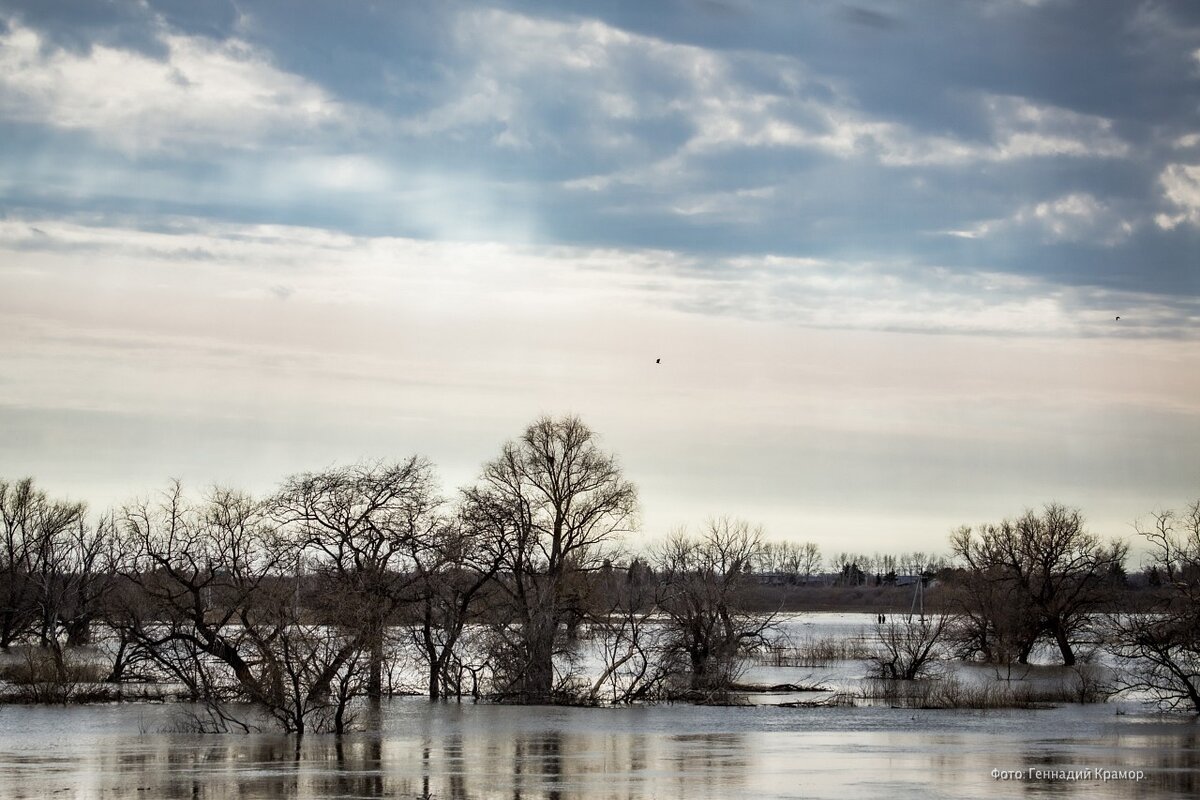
1108 500 1200 712
112 483 364 734
464 415 638 703
654 518 775 695
408 507 502 700
949 504 1127 666
831 552 868 586
899 551 945 578
30 512 116 656
872 552 897 582
272 459 442 699
757 540 822 583
0 478 87 649
943 557 1043 665
871 614 950 680
581 559 670 704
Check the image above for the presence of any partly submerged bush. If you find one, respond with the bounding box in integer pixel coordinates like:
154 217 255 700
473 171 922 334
758 635 873 667
869 615 949 680
859 665 1111 709
0 648 109 703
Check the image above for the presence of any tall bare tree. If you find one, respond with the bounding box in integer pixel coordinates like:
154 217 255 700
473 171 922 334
465 415 637 703
944 550 1043 664
29 511 115 657
408 507 503 700
950 504 1127 666
758 540 822 583
0 478 88 650
654 518 775 694
113 483 365 734
1108 500 1200 712
272 459 442 699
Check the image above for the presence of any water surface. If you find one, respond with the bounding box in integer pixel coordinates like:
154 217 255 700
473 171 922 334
2 699 1197 799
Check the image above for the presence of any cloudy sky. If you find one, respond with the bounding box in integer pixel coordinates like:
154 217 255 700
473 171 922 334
1 0 1198 556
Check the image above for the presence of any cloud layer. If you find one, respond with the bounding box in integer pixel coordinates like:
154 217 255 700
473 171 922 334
1 0 1198 549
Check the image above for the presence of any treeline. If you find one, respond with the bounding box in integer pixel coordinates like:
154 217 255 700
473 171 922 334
0 417 793 732
3 415 1200 730
863 501 1200 715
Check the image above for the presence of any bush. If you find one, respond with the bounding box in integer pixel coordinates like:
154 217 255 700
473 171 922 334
859 668 1110 709
869 616 948 680
0 648 108 703
759 635 873 667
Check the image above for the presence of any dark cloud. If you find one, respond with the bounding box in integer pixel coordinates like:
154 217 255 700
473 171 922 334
839 5 899 31
2 0 1198 308
1 0 167 58
147 0 238 40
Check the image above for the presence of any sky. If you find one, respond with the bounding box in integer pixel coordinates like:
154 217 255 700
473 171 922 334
1 0 1198 559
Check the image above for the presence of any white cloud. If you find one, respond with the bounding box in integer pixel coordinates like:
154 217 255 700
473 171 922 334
1023 193 1134 244
3 215 1197 553
940 192 1135 246
420 9 1132 194
873 96 1129 167
1155 163 1200 229
0 19 348 153
0 215 1185 345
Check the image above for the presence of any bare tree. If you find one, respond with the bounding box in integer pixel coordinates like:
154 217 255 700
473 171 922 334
0 478 87 649
798 541 822 583
872 614 950 680
465 415 637 703
949 504 1127 666
112 483 363 734
272 459 441 699
654 518 775 695
944 555 1043 665
1108 500 1200 712
757 540 822 583
581 558 670 704
30 512 116 655
899 551 945 579
831 552 868 587
408 507 502 700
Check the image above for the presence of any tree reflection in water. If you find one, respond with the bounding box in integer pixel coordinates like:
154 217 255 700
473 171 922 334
2 699 1200 798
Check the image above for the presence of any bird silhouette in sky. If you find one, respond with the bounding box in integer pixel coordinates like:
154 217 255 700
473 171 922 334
655 358 661 364
1115 316 1121 321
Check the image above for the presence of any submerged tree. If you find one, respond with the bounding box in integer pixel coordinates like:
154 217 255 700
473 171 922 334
949 504 1127 666
654 517 775 694
272 459 442 699
944 557 1044 665
112 483 364 734
1108 500 1200 712
0 476 117 671
0 478 88 650
408 506 503 701
465 415 637 703
872 614 950 680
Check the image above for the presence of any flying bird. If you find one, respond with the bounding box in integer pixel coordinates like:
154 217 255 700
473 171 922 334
1115 316 1121 321
655 358 661 364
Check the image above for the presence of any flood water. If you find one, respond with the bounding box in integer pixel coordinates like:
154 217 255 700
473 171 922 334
2 701 1198 799
1 613 1198 799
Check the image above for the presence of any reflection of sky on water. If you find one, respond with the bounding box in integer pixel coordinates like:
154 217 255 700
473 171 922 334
1 700 1197 799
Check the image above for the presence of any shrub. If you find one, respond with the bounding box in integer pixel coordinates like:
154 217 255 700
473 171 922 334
0 648 107 703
